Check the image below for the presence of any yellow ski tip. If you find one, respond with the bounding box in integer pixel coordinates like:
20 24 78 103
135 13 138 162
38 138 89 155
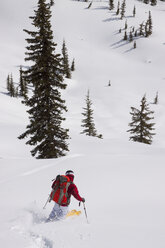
66 209 82 217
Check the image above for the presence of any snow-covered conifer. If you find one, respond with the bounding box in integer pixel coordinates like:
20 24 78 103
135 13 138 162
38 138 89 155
7 74 17 97
18 0 69 159
81 90 101 138
71 59 75 71
125 20 128 29
109 0 115 10
133 41 136 49
150 0 157 5
148 11 153 36
116 1 120 15
127 95 155 144
6 75 10 92
123 31 128 40
153 92 158 104
129 31 133 42
62 40 71 79
19 66 28 99
120 0 126 19
87 2 92 8
133 5 136 17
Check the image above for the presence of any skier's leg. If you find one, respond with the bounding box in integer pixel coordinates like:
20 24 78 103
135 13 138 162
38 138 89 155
55 205 68 220
47 202 59 221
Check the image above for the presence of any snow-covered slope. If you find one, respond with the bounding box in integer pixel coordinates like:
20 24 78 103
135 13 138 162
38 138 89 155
0 0 165 247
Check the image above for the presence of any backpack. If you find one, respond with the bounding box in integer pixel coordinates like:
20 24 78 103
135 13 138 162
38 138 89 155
50 175 72 206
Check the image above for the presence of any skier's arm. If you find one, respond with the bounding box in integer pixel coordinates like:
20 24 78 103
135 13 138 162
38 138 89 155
70 184 84 202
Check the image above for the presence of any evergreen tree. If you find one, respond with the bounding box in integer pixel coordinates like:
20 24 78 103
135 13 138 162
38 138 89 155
150 0 157 5
143 0 149 3
145 20 149 37
133 5 136 17
116 1 120 15
71 59 75 71
124 20 128 29
108 80 111 86
19 66 28 99
129 31 133 42
139 22 144 36
6 75 10 92
148 11 153 36
127 95 155 144
18 0 69 159
153 91 158 104
145 12 152 37
120 0 126 19
9 74 16 97
62 40 71 79
109 0 114 10
81 90 100 137
123 31 128 40
15 86 19 98
87 1 92 8
133 41 136 49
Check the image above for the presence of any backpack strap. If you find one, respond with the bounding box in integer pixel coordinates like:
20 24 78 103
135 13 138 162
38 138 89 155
50 175 60 201
58 180 71 205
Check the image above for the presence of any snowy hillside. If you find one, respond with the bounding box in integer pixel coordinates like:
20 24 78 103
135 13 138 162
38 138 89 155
0 0 165 247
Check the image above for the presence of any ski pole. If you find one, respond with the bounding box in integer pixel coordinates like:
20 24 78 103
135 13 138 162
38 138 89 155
83 202 89 224
43 195 51 209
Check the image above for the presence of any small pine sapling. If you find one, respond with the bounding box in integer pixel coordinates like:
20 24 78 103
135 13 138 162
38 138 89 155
148 11 153 36
139 22 144 36
108 80 111 86
153 92 158 104
125 20 128 29
6 75 10 92
116 1 120 15
123 31 128 40
134 30 138 37
133 41 136 49
62 40 71 79
120 0 126 20
150 0 157 6
129 31 133 42
71 59 75 71
133 5 136 17
81 90 102 138
109 0 115 10
87 1 92 8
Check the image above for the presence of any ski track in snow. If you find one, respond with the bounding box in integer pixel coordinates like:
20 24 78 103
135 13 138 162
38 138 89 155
10 204 91 248
11 206 53 248
20 154 83 177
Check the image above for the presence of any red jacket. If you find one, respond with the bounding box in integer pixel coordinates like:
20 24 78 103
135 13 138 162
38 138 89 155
66 174 83 203
51 174 83 206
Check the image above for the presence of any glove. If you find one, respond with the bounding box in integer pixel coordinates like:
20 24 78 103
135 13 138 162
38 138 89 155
81 198 85 203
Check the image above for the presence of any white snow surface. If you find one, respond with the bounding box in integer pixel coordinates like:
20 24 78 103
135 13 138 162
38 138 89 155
0 0 165 247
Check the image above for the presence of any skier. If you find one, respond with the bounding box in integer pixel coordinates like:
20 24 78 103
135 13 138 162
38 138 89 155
47 170 85 222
